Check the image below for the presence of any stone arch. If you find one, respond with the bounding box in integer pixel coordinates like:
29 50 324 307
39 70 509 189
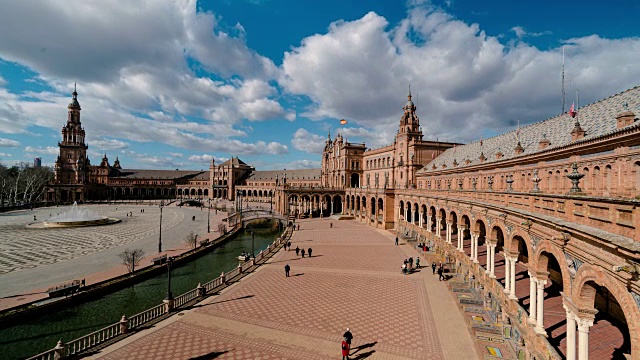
532 240 572 295
413 202 419 223
573 264 637 357
489 224 506 251
370 197 376 216
399 200 405 221
377 198 384 220
332 194 343 213
506 229 533 261
356 196 361 211
350 173 360 188
473 219 487 246
406 202 413 223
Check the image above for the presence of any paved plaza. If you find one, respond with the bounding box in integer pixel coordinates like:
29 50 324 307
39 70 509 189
0 202 223 300
88 218 480 360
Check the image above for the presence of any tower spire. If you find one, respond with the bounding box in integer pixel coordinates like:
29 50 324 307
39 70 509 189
408 84 412 100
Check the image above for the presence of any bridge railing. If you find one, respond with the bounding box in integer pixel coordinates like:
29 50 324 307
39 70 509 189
25 225 293 360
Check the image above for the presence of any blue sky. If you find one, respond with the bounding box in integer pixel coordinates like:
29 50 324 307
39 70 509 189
0 0 638 170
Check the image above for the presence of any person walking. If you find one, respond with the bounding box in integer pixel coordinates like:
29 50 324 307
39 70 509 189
284 264 290 277
395 236 398 245
330 222 333 228
295 246 300 256
438 265 445 281
416 257 420 268
408 257 413 270
287 241 291 250
301 248 305 258
308 247 312 257
432 262 437 274
343 328 353 351
341 337 350 360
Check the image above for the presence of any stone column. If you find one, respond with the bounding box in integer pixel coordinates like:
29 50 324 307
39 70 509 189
535 278 547 334
485 243 491 275
426 214 431 232
419 210 423 227
457 227 464 252
436 217 441 237
509 256 518 300
577 316 594 360
473 235 479 263
528 273 537 324
504 256 511 295
405 207 409 223
563 305 576 360
489 244 496 278
330 200 334 215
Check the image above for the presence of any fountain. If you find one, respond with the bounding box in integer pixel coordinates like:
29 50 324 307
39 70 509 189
34 202 120 228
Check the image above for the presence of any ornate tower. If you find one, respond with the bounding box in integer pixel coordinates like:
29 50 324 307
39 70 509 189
396 86 423 141
54 85 89 187
395 86 424 188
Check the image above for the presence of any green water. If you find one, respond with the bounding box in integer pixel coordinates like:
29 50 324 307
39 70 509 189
0 225 280 360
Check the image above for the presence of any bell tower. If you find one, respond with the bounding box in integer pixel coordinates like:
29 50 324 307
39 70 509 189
55 84 89 186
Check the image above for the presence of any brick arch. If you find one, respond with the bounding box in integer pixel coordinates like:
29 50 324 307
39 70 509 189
448 210 458 224
506 228 533 258
572 263 640 356
489 223 507 241
473 217 488 234
532 240 572 293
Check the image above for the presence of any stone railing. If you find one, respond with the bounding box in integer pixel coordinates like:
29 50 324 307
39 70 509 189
397 188 639 242
26 227 293 360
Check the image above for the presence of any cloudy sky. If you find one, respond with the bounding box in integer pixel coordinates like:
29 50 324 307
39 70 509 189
0 0 638 170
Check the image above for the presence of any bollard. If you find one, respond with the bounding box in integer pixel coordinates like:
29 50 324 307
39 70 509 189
197 282 205 297
163 298 174 313
119 315 129 334
238 264 243 274
54 340 65 360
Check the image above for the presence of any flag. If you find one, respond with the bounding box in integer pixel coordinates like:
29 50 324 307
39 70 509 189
569 102 577 118
340 119 348 125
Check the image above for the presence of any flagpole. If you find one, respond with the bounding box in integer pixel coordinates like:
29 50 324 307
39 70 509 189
562 46 566 114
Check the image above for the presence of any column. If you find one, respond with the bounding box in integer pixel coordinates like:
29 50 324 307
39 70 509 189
330 200 333 215
577 317 593 360
485 243 491 274
563 305 576 360
528 273 537 324
504 256 511 294
435 217 441 237
535 278 547 334
447 222 452 244
418 210 423 228
405 207 409 223
509 256 517 300
489 244 496 278
426 214 431 232
457 227 464 252
473 235 479 263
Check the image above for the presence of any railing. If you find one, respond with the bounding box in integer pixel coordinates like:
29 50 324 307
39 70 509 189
129 303 166 329
65 322 122 356
26 225 292 360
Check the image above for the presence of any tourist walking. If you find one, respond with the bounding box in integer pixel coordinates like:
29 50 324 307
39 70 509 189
438 265 445 281
343 328 353 351
284 264 290 277
395 236 398 245
408 257 413 269
295 246 300 256
308 247 312 257
432 262 437 274
301 248 305 257
287 241 291 250
416 257 420 268
341 337 350 360
402 263 407 275
330 222 333 228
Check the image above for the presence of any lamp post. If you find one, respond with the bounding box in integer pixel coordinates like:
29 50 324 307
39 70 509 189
207 198 211 233
158 203 163 253
270 191 273 213
251 230 255 258
165 256 173 300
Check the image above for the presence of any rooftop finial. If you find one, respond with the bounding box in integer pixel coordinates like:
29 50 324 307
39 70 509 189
408 84 412 100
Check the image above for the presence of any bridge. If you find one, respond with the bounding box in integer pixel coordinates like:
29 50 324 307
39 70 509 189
226 207 287 227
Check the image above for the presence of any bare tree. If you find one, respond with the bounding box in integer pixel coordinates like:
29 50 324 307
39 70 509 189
217 222 227 234
184 231 198 249
119 249 145 273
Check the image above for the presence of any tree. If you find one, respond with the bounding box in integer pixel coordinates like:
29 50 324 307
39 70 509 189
184 231 198 249
217 222 227 234
119 249 145 273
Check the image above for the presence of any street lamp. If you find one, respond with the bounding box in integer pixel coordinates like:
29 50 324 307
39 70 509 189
207 198 211 233
165 256 173 300
251 230 255 258
158 203 164 253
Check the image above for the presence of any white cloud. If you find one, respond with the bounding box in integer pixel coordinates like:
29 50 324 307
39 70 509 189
24 146 58 155
91 138 128 150
291 128 326 154
0 76 6 86
280 6 640 143
511 26 552 39
0 138 20 147
188 154 214 164
0 152 11 157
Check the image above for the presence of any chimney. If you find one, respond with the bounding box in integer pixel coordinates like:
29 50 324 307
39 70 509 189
514 141 524 155
539 134 550 149
571 120 585 141
616 107 635 129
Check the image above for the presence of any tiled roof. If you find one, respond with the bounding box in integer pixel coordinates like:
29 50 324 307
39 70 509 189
113 169 205 180
249 169 322 181
219 157 250 167
419 86 640 174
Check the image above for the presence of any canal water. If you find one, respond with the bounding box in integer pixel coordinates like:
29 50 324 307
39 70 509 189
0 225 280 360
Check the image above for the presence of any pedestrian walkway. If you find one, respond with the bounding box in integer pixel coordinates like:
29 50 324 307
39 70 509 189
88 219 480 360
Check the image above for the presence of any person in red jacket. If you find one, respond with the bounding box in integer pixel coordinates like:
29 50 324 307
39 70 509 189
341 337 350 360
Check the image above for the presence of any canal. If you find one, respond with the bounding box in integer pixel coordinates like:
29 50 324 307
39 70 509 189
0 225 280 360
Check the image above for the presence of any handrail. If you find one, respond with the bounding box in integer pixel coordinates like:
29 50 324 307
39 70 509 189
26 226 291 360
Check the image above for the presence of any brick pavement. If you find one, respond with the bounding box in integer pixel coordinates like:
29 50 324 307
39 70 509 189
88 218 481 360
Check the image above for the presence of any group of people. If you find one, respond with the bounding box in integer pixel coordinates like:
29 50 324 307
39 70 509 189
294 246 312 257
431 262 446 281
417 241 429 252
401 256 420 275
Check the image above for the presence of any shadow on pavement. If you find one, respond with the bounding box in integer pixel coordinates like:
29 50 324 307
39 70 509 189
190 295 254 309
189 350 229 359
291 273 304 277
351 350 376 359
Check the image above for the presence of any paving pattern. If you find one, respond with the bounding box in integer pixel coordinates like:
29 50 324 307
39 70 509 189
0 205 183 275
89 218 480 360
